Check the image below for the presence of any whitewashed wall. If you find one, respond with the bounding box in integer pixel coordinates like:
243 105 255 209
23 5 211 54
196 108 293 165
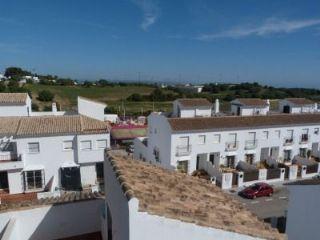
286 185 320 240
78 97 106 121
0 199 103 240
129 199 264 240
146 114 320 174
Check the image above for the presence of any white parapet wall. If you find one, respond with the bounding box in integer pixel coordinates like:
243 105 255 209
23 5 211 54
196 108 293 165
0 199 104 240
78 96 106 121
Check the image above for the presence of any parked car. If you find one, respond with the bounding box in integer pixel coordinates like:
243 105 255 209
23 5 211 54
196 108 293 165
312 174 320 179
238 183 273 199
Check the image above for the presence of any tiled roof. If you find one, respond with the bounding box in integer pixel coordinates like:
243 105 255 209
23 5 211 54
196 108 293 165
177 98 212 108
0 191 103 213
0 93 28 105
285 98 314 105
107 152 284 240
168 113 320 132
0 115 109 137
235 98 269 106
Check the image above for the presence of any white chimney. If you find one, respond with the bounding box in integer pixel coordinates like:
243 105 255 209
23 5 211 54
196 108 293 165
266 99 270 105
52 102 57 113
215 99 220 114
314 103 318 111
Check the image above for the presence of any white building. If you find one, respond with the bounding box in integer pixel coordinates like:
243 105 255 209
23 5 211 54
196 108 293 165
103 152 284 240
172 98 213 118
134 99 320 189
78 96 106 121
231 98 270 116
0 93 32 117
279 98 317 114
285 179 320 240
0 114 110 195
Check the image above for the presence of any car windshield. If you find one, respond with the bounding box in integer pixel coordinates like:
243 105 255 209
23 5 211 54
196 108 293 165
251 185 261 190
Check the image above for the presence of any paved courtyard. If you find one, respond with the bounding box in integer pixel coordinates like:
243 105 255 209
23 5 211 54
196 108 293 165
229 185 289 219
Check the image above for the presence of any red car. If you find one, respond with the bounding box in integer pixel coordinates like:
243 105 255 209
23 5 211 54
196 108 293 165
238 183 273 199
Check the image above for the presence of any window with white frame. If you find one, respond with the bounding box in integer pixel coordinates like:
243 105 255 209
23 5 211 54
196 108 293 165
80 140 92 150
262 131 269 140
24 170 44 191
28 142 40 153
97 139 107 149
213 134 221 144
198 135 206 145
275 130 281 138
63 140 73 150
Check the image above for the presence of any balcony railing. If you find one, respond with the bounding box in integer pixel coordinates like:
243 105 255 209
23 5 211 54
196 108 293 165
245 140 258 150
225 141 239 151
300 134 310 144
283 137 294 146
0 153 20 162
176 145 192 157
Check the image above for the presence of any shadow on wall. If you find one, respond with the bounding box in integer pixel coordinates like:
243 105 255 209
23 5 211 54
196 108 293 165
27 199 104 240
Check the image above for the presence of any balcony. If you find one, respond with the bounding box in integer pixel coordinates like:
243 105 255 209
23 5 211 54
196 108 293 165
0 153 23 171
245 140 258 150
283 137 294 146
225 141 239 151
299 134 310 144
176 145 192 157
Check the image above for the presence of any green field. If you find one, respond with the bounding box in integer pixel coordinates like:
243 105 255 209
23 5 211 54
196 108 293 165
25 84 171 114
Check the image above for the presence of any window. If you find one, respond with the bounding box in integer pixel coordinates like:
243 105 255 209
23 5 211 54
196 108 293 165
97 140 107 149
275 130 281 138
28 142 40 153
314 128 319 135
262 131 269 140
177 160 188 173
63 141 73 150
213 134 221 144
198 135 206 145
24 170 44 191
81 140 92 150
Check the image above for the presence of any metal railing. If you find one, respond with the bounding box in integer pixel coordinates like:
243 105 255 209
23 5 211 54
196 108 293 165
225 141 239 151
245 140 258 150
299 134 310 144
0 153 20 162
283 137 294 146
176 145 192 156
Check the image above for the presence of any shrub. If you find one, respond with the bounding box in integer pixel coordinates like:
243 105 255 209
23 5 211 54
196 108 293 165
37 90 54 102
32 103 39 111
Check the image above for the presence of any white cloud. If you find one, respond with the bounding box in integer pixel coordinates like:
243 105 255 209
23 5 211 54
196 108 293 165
132 0 160 31
197 18 320 41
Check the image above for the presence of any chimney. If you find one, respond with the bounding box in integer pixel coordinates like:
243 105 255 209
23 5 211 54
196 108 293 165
215 99 220 114
52 102 57 113
266 99 270 105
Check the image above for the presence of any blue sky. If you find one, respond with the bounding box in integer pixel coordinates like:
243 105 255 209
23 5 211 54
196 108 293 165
0 0 320 87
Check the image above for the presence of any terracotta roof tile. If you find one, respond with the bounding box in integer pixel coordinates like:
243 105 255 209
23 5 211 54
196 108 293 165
0 93 28 105
285 98 314 105
235 98 269 106
177 98 212 108
0 115 109 137
168 113 320 132
107 152 284 240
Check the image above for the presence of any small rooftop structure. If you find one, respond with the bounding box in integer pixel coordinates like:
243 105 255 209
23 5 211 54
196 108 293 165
279 98 317 114
0 93 29 105
105 152 283 240
231 98 270 116
172 98 213 118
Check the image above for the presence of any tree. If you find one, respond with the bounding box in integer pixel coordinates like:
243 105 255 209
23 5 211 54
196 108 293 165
4 67 30 78
37 90 54 102
0 82 6 92
127 93 143 101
